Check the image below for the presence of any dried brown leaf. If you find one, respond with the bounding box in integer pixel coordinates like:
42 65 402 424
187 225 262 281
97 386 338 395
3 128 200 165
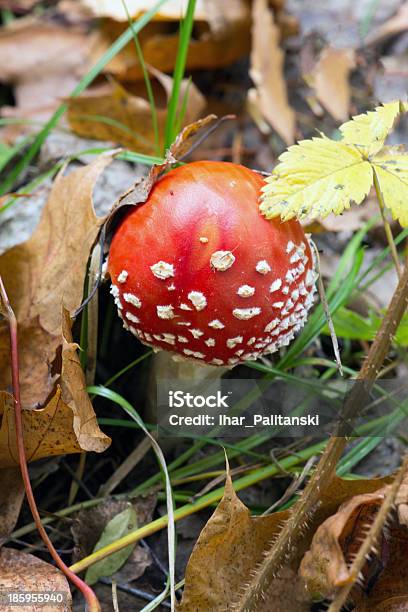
0 155 113 467
177 473 305 612
87 0 251 79
179 472 391 611
312 47 356 122
248 0 295 144
0 547 72 612
66 74 205 154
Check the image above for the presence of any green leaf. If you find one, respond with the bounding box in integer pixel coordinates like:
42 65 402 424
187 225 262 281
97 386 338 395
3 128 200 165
85 505 138 585
260 136 372 221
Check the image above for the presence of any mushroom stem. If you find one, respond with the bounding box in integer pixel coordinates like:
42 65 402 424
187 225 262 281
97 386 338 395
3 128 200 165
146 351 228 441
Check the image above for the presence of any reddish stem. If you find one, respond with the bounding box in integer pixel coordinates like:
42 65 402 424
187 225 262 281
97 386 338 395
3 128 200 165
0 277 101 612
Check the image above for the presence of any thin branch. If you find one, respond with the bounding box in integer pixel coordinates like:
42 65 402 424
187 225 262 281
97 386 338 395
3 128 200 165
0 276 101 612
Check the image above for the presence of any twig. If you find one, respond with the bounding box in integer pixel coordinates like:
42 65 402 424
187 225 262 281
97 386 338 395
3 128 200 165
98 435 153 497
233 260 408 610
262 456 317 515
373 169 402 279
0 276 101 612
112 581 120 612
311 241 343 376
328 454 408 612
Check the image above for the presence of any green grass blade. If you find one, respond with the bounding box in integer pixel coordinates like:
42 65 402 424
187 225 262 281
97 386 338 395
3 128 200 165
163 0 196 150
121 0 160 156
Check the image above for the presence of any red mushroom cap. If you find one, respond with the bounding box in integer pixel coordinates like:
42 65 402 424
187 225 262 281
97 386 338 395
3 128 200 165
108 161 317 366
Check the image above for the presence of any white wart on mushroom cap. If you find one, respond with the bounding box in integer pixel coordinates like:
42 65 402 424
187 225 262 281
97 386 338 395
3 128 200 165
108 161 317 366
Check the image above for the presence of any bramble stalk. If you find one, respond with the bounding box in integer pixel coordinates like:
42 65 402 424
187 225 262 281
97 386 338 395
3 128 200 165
0 277 101 612
373 169 402 279
233 260 408 610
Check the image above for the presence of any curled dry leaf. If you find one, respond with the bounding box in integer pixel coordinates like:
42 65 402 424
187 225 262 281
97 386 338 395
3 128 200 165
87 0 251 80
299 474 408 610
300 472 408 612
66 70 205 154
311 46 356 122
0 154 113 467
0 547 72 612
248 0 296 145
299 487 388 598
179 470 390 611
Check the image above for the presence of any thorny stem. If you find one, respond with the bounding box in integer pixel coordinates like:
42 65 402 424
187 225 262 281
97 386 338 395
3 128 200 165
328 454 408 612
233 261 408 611
373 169 402 279
0 277 101 612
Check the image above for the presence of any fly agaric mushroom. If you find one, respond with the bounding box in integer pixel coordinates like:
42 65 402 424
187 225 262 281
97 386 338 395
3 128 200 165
108 161 317 366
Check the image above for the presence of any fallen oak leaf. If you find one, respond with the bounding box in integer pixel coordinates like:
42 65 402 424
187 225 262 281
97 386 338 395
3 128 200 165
0 152 115 406
177 471 306 612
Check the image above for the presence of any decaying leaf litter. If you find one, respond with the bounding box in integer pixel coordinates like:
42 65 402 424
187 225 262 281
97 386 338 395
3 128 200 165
0 0 408 611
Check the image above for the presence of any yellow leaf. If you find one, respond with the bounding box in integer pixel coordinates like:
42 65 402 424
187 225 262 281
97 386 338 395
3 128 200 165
339 100 404 156
260 137 372 221
372 149 408 226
